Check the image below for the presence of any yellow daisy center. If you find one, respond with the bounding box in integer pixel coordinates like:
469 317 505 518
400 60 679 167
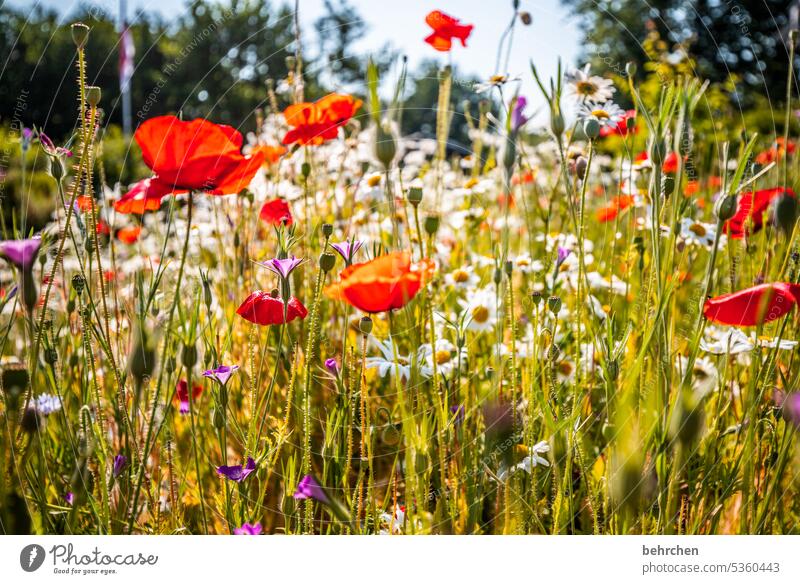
471 305 490 324
435 349 452 365
591 109 610 119
452 269 470 283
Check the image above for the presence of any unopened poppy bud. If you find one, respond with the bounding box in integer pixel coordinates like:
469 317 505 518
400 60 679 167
84 236 94 254
583 118 600 140
424 214 440 236
606 358 619 381
270 288 280 298
774 193 798 234
714 193 738 222
547 295 561 314
319 252 336 273
181 343 198 368
625 62 637 76
128 325 156 385
322 223 333 238
374 121 397 169
519 11 532 25
233 232 240 248
301 162 311 178
548 343 560 361
601 421 615 441
72 273 85 295
86 86 101 107
407 187 423 206
649 139 666 165
575 156 588 179
359 316 373 336
504 260 513 276
71 23 90 48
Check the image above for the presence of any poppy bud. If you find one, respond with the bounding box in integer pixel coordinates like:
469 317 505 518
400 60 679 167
86 86 101 107
583 118 600 140
319 252 336 273
504 260 513 277
213 407 225 430
606 358 619 381
128 325 156 386
671 388 703 446
182 343 198 369
574 156 588 179
626 115 636 131
773 192 798 234
424 214 440 236
548 295 561 314
519 11 532 25
601 421 615 442
407 187 424 206
649 138 666 165
493 267 502 285
20 271 38 315
374 121 397 169
71 22 89 48
301 162 311 179
84 236 94 254
714 193 738 222
322 223 333 238
625 62 637 76
1 364 29 404
359 316 373 336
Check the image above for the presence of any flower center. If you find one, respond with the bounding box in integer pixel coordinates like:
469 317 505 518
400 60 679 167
577 81 597 94
591 109 610 119
453 269 470 283
471 305 490 324
435 349 452 365
689 223 707 237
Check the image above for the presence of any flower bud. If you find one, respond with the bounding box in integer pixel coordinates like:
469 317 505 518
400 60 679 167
504 260 513 277
71 23 90 48
625 62 637 76
374 121 397 169
649 138 666 165
182 343 198 369
20 407 43 434
128 325 156 386
424 214 440 236
301 162 311 179
574 156 588 179
583 118 600 140
319 252 336 273
530 291 542 306
322 223 333 238
86 86 101 107
50 157 65 180
773 192 798 234
550 110 565 137
714 193 738 222
359 316 373 336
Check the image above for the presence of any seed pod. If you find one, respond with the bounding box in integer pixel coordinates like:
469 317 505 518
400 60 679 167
547 295 562 314
583 118 600 140
181 343 198 369
322 223 333 238
407 187 423 206
319 252 336 273
424 214 440 236
530 291 542 305
359 316 373 336
71 23 90 48
71 274 85 295
714 193 738 222
86 86 101 107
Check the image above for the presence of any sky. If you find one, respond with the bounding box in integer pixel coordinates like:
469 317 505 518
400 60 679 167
10 0 582 124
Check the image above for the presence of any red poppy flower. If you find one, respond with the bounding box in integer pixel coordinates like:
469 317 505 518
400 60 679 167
116 226 142 244
236 292 308 326
633 151 681 173
134 115 264 196
259 198 294 226
282 94 363 146
326 251 435 313
76 195 95 212
704 282 800 327
175 379 204 414
114 177 185 215
722 187 796 239
251 144 287 165
755 137 796 165
599 109 636 138
96 221 111 236
596 195 635 222
424 10 473 52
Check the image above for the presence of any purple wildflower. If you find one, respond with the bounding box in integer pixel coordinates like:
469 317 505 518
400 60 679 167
233 522 263 535
64 492 74 506
0 238 41 271
511 96 529 132
203 364 239 386
113 454 128 478
258 256 304 280
330 240 364 265
556 246 571 267
39 132 73 158
293 474 329 504
450 404 465 426
216 457 257 482
324 358 339 376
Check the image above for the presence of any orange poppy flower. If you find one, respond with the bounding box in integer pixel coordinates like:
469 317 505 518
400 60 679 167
251 144 287 165
596 195 635 223
424 10 473 52
76 195 95 212
115 178 181 215
260 198 293 226
116 226 142 244
326 251 434 313
282 93 363 146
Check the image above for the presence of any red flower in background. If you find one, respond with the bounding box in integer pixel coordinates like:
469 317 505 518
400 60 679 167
236 292 308 326
282 93 362 146
722 187 796 239
116 226 142 244
132 115 263 201
114 178 182 215
704 282 800 327
424 10 473 52
599 109 636 138
175 379 203 414
633 151 681 173
755 137 796 165
259 198 294 226
596 195 635 222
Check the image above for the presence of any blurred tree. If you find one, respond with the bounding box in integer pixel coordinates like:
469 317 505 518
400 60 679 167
560 0 796 104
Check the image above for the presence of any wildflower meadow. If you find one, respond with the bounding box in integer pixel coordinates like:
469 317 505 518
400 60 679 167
4 0 800 539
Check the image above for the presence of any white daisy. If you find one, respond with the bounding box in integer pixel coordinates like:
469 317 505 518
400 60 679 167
458 286 498 332
578 100 625 128
565 65 616 102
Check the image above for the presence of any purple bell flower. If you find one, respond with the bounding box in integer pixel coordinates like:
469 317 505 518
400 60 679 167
293 474 329 504
258 256 304 280
0 238 41 272
203 364 239 386
113 454 128 478
233 522 262 535
330 240 364 266
511 96 529 132
216 457 257 482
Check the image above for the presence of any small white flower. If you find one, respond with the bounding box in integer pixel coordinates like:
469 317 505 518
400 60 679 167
419 339 467 377
366 338 432 381
458 286 498 332
578 100 625 128
565 65 616 102
444 265 480 290
497 440 551 481
474 73 522 93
